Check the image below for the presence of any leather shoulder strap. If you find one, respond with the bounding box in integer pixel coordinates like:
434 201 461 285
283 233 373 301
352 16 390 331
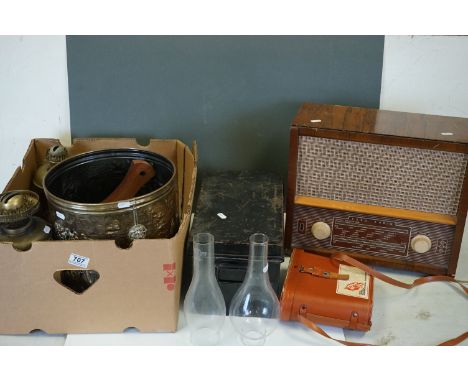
297 310 468 346
297 253 468 346
331 253 468 294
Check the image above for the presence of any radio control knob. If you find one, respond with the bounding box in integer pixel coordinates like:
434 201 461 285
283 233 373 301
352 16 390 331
411 235 432 253
311 222 331 240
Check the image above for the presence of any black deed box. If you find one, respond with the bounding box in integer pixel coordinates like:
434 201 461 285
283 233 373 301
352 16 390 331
183 171 284 310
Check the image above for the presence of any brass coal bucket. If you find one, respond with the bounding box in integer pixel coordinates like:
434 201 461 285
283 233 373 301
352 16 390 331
43 148 177 245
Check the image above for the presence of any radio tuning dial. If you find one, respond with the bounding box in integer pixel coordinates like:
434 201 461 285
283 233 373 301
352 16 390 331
411 235 432 253
311 222 331 240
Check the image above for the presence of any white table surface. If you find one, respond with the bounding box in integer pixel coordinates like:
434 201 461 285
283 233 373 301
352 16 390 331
343 266 468 345
1 259 467 346
64 312 345 346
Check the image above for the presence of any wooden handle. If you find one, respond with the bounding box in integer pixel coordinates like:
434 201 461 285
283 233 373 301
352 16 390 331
102 160 156 203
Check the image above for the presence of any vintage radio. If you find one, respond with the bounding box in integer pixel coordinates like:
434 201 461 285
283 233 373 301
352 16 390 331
285 103 468 276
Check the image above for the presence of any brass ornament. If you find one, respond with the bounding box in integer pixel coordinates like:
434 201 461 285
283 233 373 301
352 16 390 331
33 144 68 190
128 224 148 240
0 190 51 250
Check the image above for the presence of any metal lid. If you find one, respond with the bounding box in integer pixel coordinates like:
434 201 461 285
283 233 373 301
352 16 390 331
0 190 40 223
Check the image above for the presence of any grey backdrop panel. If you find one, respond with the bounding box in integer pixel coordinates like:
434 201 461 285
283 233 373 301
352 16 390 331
66 36 384 176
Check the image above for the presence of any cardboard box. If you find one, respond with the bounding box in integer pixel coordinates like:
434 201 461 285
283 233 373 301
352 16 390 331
0 138 197 334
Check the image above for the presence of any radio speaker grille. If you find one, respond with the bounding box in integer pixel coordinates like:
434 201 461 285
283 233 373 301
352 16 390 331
296 136 468 215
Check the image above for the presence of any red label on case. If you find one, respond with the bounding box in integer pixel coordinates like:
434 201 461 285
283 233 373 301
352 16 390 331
345 282 364 291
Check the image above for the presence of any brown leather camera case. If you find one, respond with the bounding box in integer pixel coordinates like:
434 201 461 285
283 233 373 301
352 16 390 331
280 248 468 345
280 248 374 331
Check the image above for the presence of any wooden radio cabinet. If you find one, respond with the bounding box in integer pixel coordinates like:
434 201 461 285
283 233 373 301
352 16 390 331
285 103 468 275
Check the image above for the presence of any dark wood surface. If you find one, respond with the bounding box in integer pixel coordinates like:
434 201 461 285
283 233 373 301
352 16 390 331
293 103 468 145
297 126 468 153
449 166 468 275
285 127 299 250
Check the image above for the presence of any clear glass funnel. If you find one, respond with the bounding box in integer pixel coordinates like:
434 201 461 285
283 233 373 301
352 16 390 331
229 233 280 345
183 233 226 345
